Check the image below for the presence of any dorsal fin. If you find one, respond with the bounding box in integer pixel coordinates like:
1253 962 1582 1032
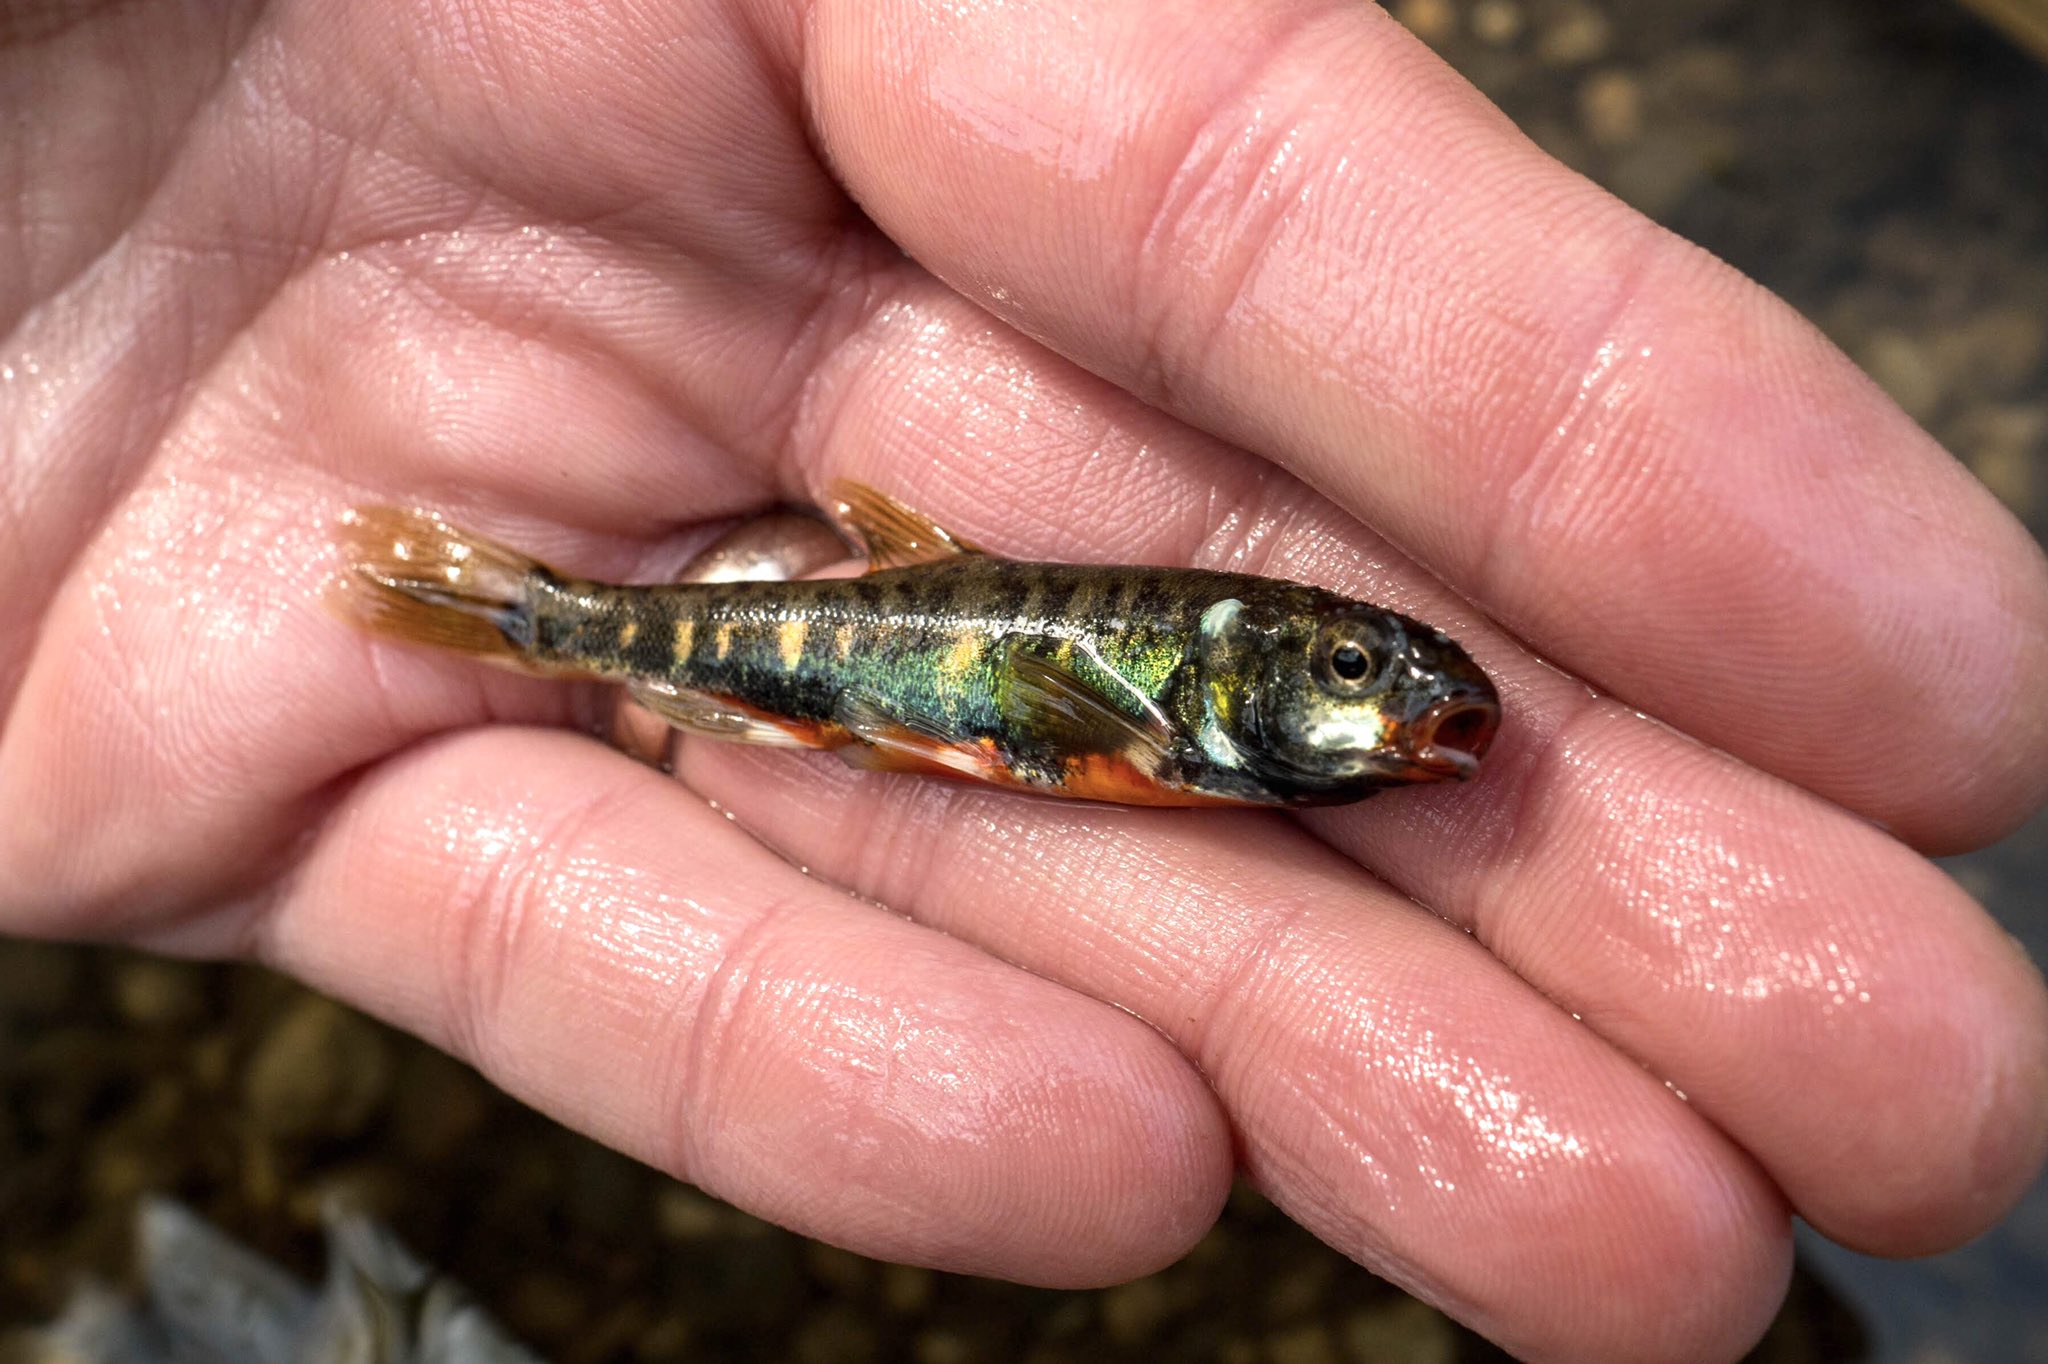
828 480 984 570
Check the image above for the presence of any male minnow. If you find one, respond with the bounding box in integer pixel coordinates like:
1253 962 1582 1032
334 484 1501 807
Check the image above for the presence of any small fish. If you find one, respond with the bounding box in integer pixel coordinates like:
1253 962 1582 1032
334 485 1500 807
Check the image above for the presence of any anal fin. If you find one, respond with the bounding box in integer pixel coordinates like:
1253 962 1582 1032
834 692 1017 785
628 681 825 749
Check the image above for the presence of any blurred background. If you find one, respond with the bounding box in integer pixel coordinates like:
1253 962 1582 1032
3 0 2045 1360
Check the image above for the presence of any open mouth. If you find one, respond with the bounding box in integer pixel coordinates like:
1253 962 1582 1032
1406 696 1502 779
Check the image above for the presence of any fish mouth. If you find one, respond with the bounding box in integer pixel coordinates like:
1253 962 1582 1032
1401 697 1501 780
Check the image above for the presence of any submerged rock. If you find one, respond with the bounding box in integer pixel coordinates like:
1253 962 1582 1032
22 1198 543 1364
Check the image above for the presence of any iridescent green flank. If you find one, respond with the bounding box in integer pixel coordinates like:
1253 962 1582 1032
529 559 1229 783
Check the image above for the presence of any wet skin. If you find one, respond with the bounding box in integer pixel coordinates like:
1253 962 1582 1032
2 4 2047 1363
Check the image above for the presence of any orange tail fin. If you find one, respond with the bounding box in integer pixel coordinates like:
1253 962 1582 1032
332 506 543 669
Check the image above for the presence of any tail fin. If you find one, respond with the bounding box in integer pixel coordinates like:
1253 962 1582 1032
333 506 543 668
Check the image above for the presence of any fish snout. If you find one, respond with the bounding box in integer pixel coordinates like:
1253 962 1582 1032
1405 694 1501 779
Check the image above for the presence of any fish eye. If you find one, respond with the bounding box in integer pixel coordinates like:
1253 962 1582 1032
1315 621 1383 694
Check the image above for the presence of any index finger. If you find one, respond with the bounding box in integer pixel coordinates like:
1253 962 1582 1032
795 0 2048 850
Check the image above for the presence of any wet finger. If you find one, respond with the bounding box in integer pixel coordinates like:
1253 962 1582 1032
259 727 1233 1284
795 0 2048 849
763 284 2048 1255
678 740 1791 1364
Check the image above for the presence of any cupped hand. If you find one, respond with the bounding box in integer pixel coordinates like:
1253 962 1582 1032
4 3 2046 1361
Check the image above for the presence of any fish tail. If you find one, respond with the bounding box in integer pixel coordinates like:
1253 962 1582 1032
333 506 545 669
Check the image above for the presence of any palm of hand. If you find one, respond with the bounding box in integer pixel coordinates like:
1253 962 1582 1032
3 4 2046 1362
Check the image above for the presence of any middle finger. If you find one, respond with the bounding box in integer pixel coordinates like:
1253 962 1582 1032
677 741 1787 1364
754 280 2048 1253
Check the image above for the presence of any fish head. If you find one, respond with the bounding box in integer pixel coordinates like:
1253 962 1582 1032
1198 591 1501 802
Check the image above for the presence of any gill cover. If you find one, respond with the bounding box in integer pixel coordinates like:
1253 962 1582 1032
1194 589 1498 803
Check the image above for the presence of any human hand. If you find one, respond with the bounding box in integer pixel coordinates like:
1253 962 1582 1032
3 3 2045 1362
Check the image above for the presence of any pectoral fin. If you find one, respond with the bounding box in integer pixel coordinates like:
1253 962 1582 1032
994 637 1178 780
828 481 985 570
